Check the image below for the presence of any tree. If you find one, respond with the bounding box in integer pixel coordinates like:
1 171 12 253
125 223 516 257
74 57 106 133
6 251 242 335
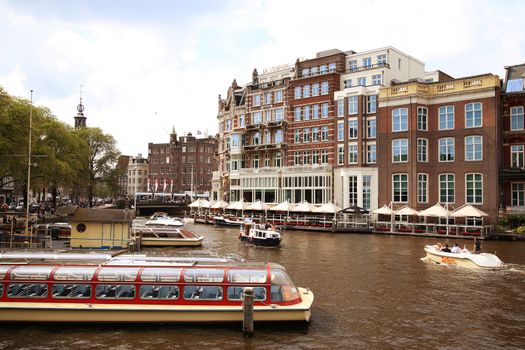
75 127 120 207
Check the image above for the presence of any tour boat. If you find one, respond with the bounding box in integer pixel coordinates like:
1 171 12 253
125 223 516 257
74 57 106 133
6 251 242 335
132 227 205 247
213 215 243 227
0 252 313 323
239 223 281 247
423 245 505 270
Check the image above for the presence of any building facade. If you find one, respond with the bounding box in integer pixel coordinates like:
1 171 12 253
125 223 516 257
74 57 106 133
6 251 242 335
127 154 148 196
377 74 501 221
500 63 525 213
149 132 217 196
213 47 428 211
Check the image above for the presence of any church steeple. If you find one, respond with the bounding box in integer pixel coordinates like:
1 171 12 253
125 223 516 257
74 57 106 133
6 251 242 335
74 86 87 129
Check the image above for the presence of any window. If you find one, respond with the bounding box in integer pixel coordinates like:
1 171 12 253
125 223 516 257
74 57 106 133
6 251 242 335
294 86 302 99
337 122 344 141
465 136 483 161
274 152 282 167
363 176 372 210
349 60 357 71
183 286 223 301
392 108 408 132
253 94 261 106
253 132 261 145
348 96 358 115
227 287 266 301
372 74 382 86
377 54 387 65
439 106 454 130
275 129 284 143
294 129 301 143
294 107 301 121
392 174 408 203
275 108 284 121
465 102 482 128
265 92 272 105
363 57 371 68
349 176 358 206
319 65 327 74
439 138 455 162
336 145 344 164
252 155 259 168
275 90 283 103
337 99 344 117
321 149 328 163
303 151 310 165
312 104 319 119
329 63 337 72
265 130 271 144
417 107 427 131
312 127 319 142
303 128 311 143
303 85 311 98
8 283 48 298
367 95 377 113
96 285 136 299
265 110 271 122
417 138 428 162
417 174 428 203
511 106 524 130
344 79 352 88
466 173 483 204
311 66 318 76
392 139 408 162
303 105 310 120
512 183 525 206
252 111 262 124
294 152 301 165
312 83 320 96
140 285 179 300
302 68 310 78
312 150 319 164
357 77 366 86
321 81 329 95
367 144 376 164
511 145 524 168
239 114 245 127
348 119 358 139
321 126 329 141
439 174 455 203
367 119 376 138
348 144 358 164
321 103 329 118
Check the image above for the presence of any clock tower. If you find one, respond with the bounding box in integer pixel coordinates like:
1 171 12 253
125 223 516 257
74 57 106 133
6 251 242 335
74 88 87 129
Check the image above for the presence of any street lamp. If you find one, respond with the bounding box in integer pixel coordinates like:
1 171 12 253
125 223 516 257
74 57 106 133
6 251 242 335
25 90 33 244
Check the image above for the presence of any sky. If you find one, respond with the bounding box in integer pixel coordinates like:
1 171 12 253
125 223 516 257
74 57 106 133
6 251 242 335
1 0 524 156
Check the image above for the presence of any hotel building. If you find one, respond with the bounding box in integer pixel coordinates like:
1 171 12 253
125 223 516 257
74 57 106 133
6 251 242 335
127 154 149 196
377 74 501 221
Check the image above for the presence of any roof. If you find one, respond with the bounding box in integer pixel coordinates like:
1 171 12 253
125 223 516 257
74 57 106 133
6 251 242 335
451 204 488 217
71 208 135 223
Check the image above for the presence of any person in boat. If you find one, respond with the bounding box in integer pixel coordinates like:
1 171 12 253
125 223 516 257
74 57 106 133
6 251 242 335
474 238 482 254
450 243 462 254
461 244 470 254
433 243 442 251
441 244 451 253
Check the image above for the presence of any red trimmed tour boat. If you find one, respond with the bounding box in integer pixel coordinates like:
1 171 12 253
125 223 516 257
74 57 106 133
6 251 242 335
0 252 313 323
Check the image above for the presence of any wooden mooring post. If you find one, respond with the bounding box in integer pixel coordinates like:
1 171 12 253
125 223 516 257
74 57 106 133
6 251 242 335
242 287 254 337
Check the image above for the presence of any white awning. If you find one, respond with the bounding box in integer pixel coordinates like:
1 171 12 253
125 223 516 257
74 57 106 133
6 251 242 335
246 200 272 211
269 200 295 212
210 200 229 209
417 203 451 217
292 201 318 212
313 202 342 213
226 200 248 210
371 205 395 215
395 206 419 216
188 198 210 208
451 204 488 217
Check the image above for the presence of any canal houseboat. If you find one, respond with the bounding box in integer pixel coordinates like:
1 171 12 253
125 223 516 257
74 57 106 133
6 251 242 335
0 252 313 323
424 245 505 270
213 215 243 227
239 223 281 247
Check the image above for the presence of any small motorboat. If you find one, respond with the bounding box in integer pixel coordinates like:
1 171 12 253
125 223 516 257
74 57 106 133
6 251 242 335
213 215 243 227
424 245 505 270
240 223 281 247
145 212 184 227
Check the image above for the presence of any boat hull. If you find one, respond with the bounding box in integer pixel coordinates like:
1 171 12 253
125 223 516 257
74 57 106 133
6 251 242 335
240 235 281 247
139 236 204 247
424 246 504 270
0 288 313 323
213 218 242 227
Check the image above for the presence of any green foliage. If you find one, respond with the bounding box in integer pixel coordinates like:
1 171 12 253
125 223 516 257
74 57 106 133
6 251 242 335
498 214 525 228
515 226 525 235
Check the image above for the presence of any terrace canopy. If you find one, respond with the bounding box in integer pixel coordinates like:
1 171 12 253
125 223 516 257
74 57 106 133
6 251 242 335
371 205 395 215
226 200 248 211
210 200 229 209
417 203 452 217
292 201 318 213
269 200 295 212
395 206 419 216
451 204 489 218
188 198 210 208
313 202 342 213
246 200 272 211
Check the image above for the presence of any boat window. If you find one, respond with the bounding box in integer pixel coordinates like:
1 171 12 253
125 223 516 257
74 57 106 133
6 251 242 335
95 285 136 299
227 269 267 284
140 268 181 282
53 266 98 281
0 265 13 280
270 269 300 302
97 267 140 282
7 283 48 298
10 266 55 281
0 284 3 297
227 286 267 301
183 286 223 300
184 268 224 283
139 285 179 300
52 284 91 298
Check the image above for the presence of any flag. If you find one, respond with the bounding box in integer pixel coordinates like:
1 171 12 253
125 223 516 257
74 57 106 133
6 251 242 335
170 179 173 193
154 179 158 192
147 178 150 192
163 180 167 193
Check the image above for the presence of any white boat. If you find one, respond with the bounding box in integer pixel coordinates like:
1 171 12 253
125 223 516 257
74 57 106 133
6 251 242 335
424 245 505 270
213 215 243 227
132 227 205 247
145 214 184 227
239 223 281 247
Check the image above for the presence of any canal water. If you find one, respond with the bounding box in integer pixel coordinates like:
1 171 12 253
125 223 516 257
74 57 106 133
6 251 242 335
1 225 524 350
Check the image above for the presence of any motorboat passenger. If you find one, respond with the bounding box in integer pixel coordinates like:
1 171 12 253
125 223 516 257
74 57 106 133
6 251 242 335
474 238 482 254
450 243 462 254
461 245 470 254
433 243 443 251
441 244 451 253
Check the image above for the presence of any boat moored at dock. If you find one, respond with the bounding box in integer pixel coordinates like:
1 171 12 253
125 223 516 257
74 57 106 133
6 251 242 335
0 252 313 323
239 223 281 247
424 245 505 270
